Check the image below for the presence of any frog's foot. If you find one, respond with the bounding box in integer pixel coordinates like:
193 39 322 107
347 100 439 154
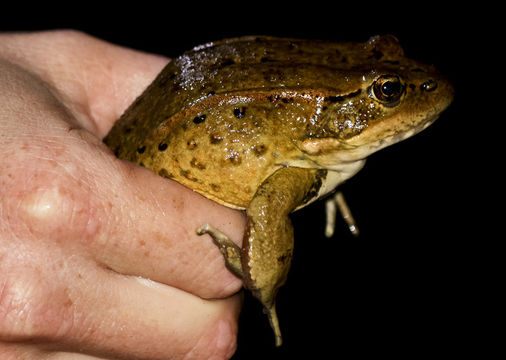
263 302 282 347
196 224 244 279
325 191 359 237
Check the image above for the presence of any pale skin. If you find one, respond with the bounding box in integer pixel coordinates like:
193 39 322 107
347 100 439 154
0 30 246 360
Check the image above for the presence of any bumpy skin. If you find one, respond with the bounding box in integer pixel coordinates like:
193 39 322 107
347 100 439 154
103 35 452 209
104 35 453 346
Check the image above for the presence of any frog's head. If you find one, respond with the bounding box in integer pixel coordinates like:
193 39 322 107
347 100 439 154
301 35 454 166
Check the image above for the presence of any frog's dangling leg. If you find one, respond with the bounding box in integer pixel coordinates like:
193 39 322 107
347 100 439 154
243 167 327 347
198 222 282 345
196 224 244 279
263 303 282 347
325 191 359 238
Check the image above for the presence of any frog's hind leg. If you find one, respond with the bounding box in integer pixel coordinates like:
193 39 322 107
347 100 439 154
263 303 282 347
198 223 283 346
196 224 244 279
325 191 359 237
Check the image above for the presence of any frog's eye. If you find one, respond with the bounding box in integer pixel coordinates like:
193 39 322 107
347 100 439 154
371 75 404 106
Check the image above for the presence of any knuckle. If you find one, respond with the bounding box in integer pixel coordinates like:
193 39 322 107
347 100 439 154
3 161 103 243
184 310 238 360
0 270 71 341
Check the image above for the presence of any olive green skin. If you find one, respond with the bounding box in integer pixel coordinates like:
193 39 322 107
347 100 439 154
104 35 453 346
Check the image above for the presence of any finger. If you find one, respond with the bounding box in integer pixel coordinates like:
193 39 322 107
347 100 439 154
0 30 168 136
94 150 247 299
1 252 241 360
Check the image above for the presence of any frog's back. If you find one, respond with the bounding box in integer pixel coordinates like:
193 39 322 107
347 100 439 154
103 36 406 208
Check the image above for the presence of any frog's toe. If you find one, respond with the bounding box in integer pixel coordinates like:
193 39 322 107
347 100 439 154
196 223 244 279
263 303 282 347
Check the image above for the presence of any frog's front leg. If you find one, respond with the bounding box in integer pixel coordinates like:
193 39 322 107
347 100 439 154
196 224 243 279
325 191 360 237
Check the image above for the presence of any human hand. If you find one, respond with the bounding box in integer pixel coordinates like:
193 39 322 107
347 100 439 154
0 30 245 360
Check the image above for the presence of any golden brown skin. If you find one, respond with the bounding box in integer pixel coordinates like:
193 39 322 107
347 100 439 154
104 35 453 346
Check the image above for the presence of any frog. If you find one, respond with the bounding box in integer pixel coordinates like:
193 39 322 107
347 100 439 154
103 35 454 346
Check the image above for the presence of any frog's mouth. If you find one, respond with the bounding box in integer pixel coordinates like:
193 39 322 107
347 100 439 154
300 111 441 170
345 111 441 160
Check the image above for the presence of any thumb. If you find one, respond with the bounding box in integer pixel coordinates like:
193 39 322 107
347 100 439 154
0 29 169 137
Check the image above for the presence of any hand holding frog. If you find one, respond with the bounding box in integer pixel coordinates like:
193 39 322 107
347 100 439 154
0 31 244 360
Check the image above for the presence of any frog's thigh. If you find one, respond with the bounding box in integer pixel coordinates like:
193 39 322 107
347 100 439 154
196 224 243 279
244 166 323 346
244 167 324 301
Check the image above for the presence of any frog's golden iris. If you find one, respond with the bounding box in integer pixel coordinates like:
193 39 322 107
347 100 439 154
370 74 404 105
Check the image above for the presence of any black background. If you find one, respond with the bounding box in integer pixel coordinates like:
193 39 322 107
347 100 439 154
2 3 491 359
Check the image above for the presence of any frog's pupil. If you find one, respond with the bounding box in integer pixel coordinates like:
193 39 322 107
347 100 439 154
382 81 400 96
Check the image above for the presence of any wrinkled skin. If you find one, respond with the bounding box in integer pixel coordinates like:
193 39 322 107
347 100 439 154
0 30 245 360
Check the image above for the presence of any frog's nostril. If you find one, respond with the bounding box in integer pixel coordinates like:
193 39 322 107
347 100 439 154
421 79 438 92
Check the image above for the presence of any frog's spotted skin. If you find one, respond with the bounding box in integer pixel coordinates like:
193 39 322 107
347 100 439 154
104 35 453 346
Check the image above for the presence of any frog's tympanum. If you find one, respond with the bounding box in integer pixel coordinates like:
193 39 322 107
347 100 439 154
104 35 453 346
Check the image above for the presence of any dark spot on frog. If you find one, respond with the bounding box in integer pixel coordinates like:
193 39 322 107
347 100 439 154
207 90 216 96
277 251 292 264
409 84 416 90
180 168 198 182
267 94 291 105
411 67 425 73
260 57 276 63
158 168 173 179
139 162 145 167
113 146 120 157
253 144 268 157
268 94 280 103
158 142 168 151
233 107 246 118
190 157 206 170
382 60 400 65
369 50 383 60
124 127 132 134
210 133 223 144
421 79 438 92
137 145 146 154
226 152 241 166
221 59 235 67
187 139 198 149
301 169 327 205
193 114 206 124
210 183 221 191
